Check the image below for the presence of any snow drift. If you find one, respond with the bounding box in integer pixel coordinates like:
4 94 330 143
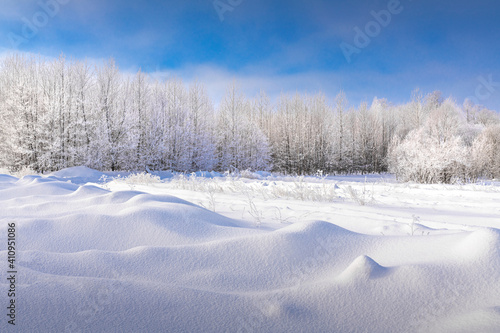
1 170 500 332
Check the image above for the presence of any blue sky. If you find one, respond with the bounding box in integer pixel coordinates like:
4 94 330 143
1 0 499 110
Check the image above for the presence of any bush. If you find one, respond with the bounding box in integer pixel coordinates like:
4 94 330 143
388 128 471 184
472 124 500 179
120 172 162 185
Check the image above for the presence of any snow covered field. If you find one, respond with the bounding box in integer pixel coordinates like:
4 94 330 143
2 166 500 332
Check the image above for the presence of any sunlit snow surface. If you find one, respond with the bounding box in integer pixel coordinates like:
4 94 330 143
1 166 500 332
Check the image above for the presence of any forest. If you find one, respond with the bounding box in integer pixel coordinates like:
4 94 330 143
0 54 499 183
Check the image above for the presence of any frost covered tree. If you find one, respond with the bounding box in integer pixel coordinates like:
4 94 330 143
90 59 131 171
162 78 192 171
369 97 395 172
472 124 500 179
216 83 271 171
0 52 499 179
186 81 217 171
68 59 93 167
388 129 470 183
389 99 471 183
0 55 52 171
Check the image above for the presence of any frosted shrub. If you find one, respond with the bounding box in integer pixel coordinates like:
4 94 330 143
472 124 500 179
389 128 471 184
388 99 483 184
269 178 339 202
170 173 225 193
166 173 340 203
121 172 161 185
343 183 373 206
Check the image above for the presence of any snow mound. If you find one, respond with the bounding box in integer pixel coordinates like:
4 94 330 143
0 176 78 199
0 174 18 182
50 166 105 179
0 174 18 190
337 255 389 282
455 228 500 261
1 171 499 332
48 166 107 184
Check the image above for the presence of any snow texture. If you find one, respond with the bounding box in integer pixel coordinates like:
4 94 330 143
1 168 500 332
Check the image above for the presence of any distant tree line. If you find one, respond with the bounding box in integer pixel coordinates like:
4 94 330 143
0 54 499 182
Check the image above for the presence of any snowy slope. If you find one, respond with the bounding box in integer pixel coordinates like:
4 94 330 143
1 168 500 332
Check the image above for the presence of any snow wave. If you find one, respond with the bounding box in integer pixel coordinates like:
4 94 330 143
1 173 499 332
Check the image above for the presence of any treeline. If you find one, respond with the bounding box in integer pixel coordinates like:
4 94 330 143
0 54 499 182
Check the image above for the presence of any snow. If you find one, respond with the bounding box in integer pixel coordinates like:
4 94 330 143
1 168 500 332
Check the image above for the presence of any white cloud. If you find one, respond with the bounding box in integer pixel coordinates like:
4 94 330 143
151 63 500 112
1 48 497 111
149 64 345 106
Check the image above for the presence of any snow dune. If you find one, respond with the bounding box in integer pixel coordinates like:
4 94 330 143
1 168 499 332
